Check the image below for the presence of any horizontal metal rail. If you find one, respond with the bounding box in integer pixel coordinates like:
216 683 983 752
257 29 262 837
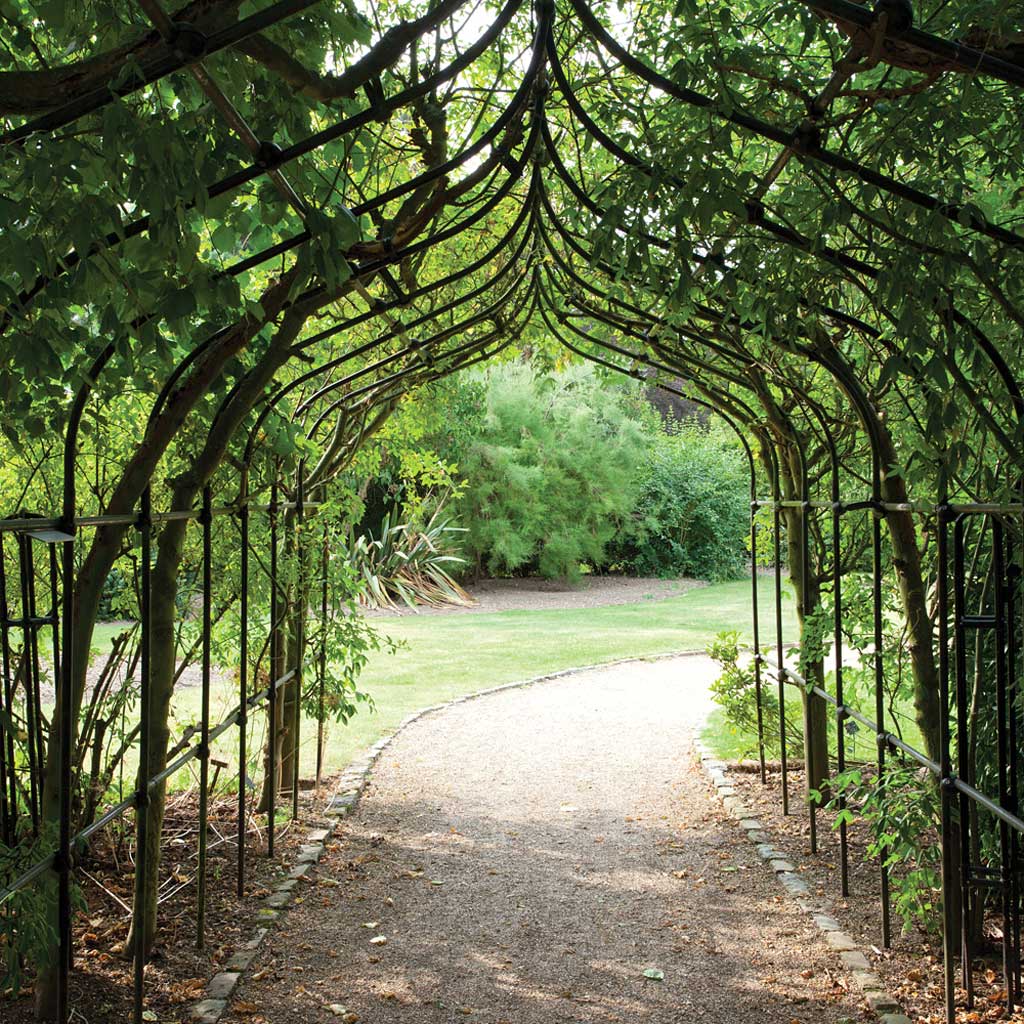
761 655 1024 835
751 500 1024 515
0 655 298 904
0 502 321 535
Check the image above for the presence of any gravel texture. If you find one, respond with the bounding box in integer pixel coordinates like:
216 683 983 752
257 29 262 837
363 575 703 616
221 656 862 1024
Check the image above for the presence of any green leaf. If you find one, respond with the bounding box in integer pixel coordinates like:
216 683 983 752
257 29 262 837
211 223 237 253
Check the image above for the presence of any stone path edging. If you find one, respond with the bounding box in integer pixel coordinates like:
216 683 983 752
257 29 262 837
692 740 912 1024
188 649 702 1022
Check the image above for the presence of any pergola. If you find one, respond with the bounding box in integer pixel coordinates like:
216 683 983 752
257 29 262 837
0 1 1022 1021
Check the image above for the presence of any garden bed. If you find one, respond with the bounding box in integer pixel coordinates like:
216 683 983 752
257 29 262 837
3 786 337 1024
730 764 1022 1024
363 574 704 616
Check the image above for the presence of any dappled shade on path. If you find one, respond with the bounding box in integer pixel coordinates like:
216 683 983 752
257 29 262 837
222 657 860 1023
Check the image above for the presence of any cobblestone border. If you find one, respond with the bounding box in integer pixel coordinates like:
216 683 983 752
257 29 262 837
693 740 911 1024
189 649 702 1022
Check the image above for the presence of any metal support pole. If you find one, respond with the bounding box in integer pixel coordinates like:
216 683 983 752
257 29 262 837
268 472 279 858
872 496 892 947
992 519 1015 1006
801 498 817 855
773 494 788 814
17 534 41 829
57 525 75 1021
132 486 153 1024
197 485 213 948
952 517 974 1004
0 537 16 843
937 504 957 1024
317 522 328 787
292 468 304 822
751 499 766 783
833 497 848 896
238 496 249 897
1008 527 1022 1005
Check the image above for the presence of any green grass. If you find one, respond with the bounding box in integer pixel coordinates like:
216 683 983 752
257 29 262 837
140 575 796 792
84 575 923 796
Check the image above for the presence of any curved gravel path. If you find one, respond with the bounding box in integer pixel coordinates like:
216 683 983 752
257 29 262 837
223 657 860 1024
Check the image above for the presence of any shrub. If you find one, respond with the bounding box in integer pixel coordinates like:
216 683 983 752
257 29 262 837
609 423 748 580
706 629 791 760
453 362 649 580
820 764 941 935
345 501 471 609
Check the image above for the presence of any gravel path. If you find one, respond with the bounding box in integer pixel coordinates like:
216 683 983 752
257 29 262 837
223 657 860 1024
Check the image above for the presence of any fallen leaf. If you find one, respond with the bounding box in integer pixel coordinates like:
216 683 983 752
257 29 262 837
642 968 664 981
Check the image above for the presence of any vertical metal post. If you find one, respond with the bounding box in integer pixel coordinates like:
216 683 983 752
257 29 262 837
24 536 46 819
238 495 249 897
751 498 766 783
832 494 848 895
0 536 16 842
132 486 153 1024
1007 528 1021 1005
268 472 279 858
24 537 46 813
801 497 817 855
773 490 788 815
197 485 213 948
317 522 328 787
872 493 892 947
1008 527 1022 1006
17 534 41 829
48 543 61 720
992 518 1014 1006
952 517 974 1003
48 540 63 858
292 468 304 822
58 344 111 1024
58 524 74 1023
937 503 957 1024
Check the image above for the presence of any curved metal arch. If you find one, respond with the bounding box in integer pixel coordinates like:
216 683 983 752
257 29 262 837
235 190 541 502
563 0 1024 251
304 278 542 443
5 0 535 324
536 85 1024 437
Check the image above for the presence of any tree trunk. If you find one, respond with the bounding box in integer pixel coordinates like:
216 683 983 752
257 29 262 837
123 516 188 960
754 378 830 797
259 505 305 812
877 441 942 765
33 274 299 1020
783 495 830 796
120 297 311 966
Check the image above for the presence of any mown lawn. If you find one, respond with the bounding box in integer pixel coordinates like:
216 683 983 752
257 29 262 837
129 575 796 791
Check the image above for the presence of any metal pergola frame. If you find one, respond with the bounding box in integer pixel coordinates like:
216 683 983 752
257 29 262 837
1 1 1023 1022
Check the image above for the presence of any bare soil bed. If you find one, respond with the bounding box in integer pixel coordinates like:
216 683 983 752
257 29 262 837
3 787 339 1024
363 575 703 616
730 764 1022 1024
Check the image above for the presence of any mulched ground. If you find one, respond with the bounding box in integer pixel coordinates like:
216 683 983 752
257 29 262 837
219 657 864 1024
730 764 1024 1024
3 786 339 1024
363 575 703 617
